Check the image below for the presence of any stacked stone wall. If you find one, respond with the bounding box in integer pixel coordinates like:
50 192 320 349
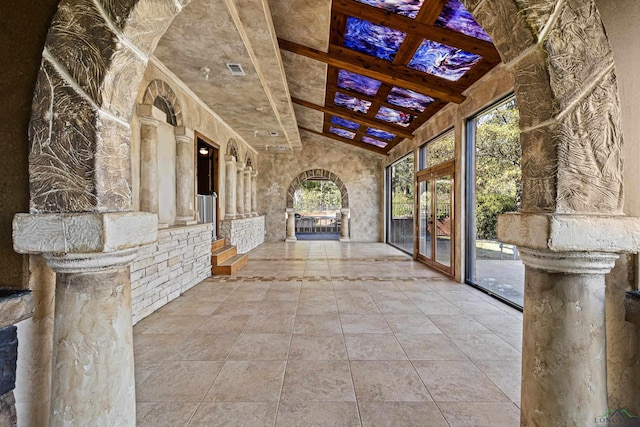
220 216 265 254
131 223 212 324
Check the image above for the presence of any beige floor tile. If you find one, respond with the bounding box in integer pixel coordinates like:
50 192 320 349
275 401 360 427
134 334 188 366
402 290 447 303
413 300 466 316
375 300 423 315
498 333 523 351
448 333 521 360
350 361 432 402
414 360 510 402
289 334 347 360
474 314 523 334
359 402 448 427
263 290 300 301
196 315 251 335
293 315 342 335
438 402 521 426
395 334 469 361
297 299 339 315
167 333 238 361
255 300 298 316
345 334 407 360
450 300 510 315
332 280 367 290
211 301 260 316
428 315 492 334
299 289 335 302
369 290 410 301
227 334 291 360
137 402 198 427
138 315 206 335
340 314 392 333
384 314 442 334
159 298 221 316
189 402 278 427
475 359 522 403
137 360 223 402
244 315 295 334
300 280 334 290
281 360 356 401
205 361 286 402
336 298 381 314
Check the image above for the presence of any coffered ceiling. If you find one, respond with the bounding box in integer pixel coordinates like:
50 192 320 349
153 0 500 155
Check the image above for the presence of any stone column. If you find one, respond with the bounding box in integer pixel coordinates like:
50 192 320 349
137 105 166 228
174 127 196 225
285 208 297 242
13 212 157 427
224 155 236 219
251 170 258 216
498 214 640 426
339 208 350 242
236 162 245 218
244 167 252 218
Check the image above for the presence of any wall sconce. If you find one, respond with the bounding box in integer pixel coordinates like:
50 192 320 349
199 147 209 155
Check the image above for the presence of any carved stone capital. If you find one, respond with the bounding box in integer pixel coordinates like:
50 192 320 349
43 248 139 274
225 155 236 163
518 248 618 275
341 208 350 215
13 212 158 255
251 171 258 178
236 162 245 172
136 104 165 127
497 213 640 253
174 126 194 144
286 208 295 214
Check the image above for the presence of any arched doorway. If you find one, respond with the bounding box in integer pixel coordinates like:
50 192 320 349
286 169 350 241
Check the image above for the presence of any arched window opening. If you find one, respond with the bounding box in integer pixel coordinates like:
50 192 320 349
153 96 177 126
294 179 342 240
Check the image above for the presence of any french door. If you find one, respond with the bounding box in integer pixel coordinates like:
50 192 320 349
416 161 454 276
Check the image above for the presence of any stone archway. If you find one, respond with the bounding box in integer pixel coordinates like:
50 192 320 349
15 0 633 425
284 169 350 242
142 79 183 126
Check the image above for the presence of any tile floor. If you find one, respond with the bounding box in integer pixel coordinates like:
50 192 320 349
134 242 523 426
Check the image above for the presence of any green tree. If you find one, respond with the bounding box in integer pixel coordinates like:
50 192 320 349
294 179 341 213
475 99 521 240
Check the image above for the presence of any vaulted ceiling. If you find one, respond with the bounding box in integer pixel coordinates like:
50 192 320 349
153 0 501 155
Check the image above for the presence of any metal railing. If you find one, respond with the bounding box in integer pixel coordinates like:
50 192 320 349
295 215 340 233
197 193 217 240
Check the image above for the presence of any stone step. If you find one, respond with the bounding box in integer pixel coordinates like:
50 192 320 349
212 253 248 275
211 238 226 252
211 245 237 265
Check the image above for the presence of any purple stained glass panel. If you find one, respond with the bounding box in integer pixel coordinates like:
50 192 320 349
330 127 356 140
362 136 388 148
366 128 395 141
334 92 372 114
375 106 414 127
386 87 434 112
436 0 491 42
337 70 382 97
354 0 425 19
331 116 360 130
408 39 481 81
344 17 406 62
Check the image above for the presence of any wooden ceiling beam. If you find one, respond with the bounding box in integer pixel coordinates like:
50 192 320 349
278 38 466 104
293 97 415 139
333 0 499 61
299 126 388 155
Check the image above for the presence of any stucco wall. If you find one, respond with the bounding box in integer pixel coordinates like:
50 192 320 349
258 134 383 242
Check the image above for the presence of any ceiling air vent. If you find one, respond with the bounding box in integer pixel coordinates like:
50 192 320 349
226 63 245 76
269 131 279 137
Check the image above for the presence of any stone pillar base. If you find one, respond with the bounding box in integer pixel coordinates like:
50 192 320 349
285 237 297 242
158 222 169 229
176 217 197 226
339 237 350 242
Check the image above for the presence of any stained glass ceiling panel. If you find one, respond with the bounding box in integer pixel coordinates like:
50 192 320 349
337 70 382 97
375 106 414 127
408 39 481 81
330 127 356 140
436 0 491 42
387 87 434 112
344 17 406 62
353 0 425 19
331 116 360 130
334 92 372 114
362 136 388 148
366 127 395 141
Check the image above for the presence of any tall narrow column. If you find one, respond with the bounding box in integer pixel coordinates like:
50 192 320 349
236 162 245 218
137 105 163 225
13 212 157 427
285 208 296 242
517 248 617 426
251 170 258 216
175 127 196 225
339 208 350 242
224 155 237 219
244 167 252 217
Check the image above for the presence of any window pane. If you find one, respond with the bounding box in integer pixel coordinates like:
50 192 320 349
468 97 523 307
388 154 414 254
424 131 454 168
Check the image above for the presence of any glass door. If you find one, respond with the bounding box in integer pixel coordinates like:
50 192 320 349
416 162 454 276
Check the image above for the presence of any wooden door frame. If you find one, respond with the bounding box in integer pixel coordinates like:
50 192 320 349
195 131 220 238
415 160 455 277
